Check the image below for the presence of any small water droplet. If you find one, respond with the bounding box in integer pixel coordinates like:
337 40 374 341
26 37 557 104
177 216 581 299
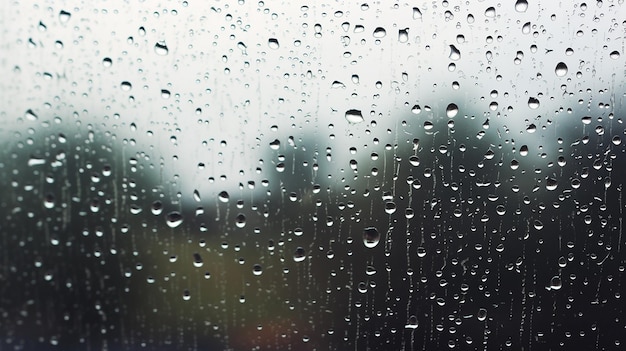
555 62 568 77
533 219 544 230
235 213 246 228
252 264 263 276
102 57 112 67
363 227 380 248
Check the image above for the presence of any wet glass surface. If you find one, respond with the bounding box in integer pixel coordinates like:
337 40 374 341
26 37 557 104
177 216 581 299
1 1 625 350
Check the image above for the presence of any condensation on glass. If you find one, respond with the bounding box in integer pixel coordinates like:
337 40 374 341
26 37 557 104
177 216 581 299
1 1 625 350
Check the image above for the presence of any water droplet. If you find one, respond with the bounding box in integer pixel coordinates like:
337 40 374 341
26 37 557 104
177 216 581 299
218 191 230 202
268 38 280 49
154 41 169 56
555 62 568 77
345 109 364 124
193 189 201 202
546 177 558 191
235 214 246 228
522 22 531 34
43 194 55 209
409 155 420 167
448 45 461 61
446 103 459 118
151 200 163 215
581 116 592 124
477 308 487 321
166 211 183 228
102 57 113 67
182 290 191 301
25 109 38 121
252 264 263 276
293 247 306 262
59 10 71 23
412 7 422 20
363 227 380 248
405 315 418 329
193 253 203 267
269 139 280 150
484 7 496 18
610 50 620 60
384 201 397 214
398 28 409 43
373 27 386 38
549 276 562 290
528 97 540 109
496 205 506 215
533 219 544 230
121 81 132 91
515 0 528 12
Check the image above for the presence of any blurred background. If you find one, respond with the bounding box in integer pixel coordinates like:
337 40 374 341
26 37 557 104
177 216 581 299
1 0 625 350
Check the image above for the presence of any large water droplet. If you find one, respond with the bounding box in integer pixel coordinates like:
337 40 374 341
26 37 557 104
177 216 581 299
549 276 562 290
193 253 203 267
268 38 280 49
446 103 459 117
154 41 169 56
363 227 380 248
405 315 418 329
609 50 620 60
515 0 528 12
373 27 387 38
546 177 558 191
59 10 71 23
166 211 183 228
345 109 364 124
449 45 461 61
477 308 487 321
235 214 246 228
528 97 540 109
218 191 230 202
484 7 496 18
555 62 568 77
293 247 306 262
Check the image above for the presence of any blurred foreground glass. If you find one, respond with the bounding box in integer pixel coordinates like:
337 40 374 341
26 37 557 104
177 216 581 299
1 1 625 350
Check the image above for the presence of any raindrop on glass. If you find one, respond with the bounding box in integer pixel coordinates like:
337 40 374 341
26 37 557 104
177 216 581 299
363 227 380 248
345 109 364 124
166 211 183 228
555 62 568 77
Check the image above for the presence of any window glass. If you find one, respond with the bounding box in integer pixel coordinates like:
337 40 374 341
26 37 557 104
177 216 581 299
1 1 625 350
